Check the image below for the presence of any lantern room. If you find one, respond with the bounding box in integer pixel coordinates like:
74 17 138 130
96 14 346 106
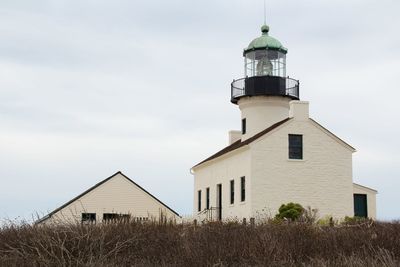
244 25 287 78
231 25 299 104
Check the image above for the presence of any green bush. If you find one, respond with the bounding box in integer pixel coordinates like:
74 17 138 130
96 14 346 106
275 202 304 221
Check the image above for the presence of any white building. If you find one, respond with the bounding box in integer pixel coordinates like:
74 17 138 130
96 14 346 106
37 171 180 224
191 25 377 221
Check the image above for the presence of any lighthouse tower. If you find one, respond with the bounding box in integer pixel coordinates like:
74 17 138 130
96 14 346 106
231 25 299 141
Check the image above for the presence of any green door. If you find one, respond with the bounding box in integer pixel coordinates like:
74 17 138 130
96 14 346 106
354 194 368 218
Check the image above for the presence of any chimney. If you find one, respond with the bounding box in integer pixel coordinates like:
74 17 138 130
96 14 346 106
228 130 241 145
289 101 309 120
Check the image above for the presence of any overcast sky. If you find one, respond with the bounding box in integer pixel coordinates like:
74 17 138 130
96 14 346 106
1 0 399 221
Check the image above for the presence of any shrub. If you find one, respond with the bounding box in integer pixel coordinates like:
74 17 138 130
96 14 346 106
1 220 400 266
275 202 304 221
343 216 370 225
317 215 335 226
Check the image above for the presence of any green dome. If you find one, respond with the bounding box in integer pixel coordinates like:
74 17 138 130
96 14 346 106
244 25 288 54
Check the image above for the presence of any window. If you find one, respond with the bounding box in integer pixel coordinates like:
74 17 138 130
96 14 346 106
81 213 96 224
230 180 234 204
240 176 246 202
289 134 303 159
206 187 210 209
217 184 222 220
103 213 130 223
198 190 202 212
134 217 149 222
242 118 246 134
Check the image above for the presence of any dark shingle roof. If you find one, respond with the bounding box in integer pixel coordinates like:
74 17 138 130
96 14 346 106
192 118 292 169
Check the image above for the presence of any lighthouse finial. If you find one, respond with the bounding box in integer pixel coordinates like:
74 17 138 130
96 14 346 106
263 0 267 25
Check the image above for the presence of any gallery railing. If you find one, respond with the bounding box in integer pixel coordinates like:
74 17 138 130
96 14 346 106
231 76 299 102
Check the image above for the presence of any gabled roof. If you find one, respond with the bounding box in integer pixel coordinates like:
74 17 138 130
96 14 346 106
192 118 292 169
192 116 356 170
309 119 356 152
36 171 180 223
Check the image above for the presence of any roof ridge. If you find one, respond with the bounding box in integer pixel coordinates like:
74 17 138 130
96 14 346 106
118 172 180 217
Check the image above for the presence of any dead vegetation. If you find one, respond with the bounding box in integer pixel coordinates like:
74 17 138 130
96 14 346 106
0 219 399 266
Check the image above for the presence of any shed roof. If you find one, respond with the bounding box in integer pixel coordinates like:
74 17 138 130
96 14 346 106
353 183 378 193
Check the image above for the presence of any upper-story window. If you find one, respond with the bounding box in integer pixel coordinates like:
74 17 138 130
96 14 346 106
242 118 246 134
289 134 303 159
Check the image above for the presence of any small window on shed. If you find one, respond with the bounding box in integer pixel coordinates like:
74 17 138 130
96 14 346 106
289 134 303 159
134 216 149 222
242 118 247 134
82 213 96 224
103 213 130 223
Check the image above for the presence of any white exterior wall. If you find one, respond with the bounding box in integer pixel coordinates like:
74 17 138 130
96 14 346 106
42 173 178 224
192 99 374 221
250 119 354 220
353 183 377 219
193 148 252 220
238 96 290 141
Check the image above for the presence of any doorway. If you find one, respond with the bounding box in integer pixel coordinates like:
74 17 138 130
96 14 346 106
354 194 368 218
217 184 222 220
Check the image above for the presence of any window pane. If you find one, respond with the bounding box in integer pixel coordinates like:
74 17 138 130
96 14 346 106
206 188 210 209
289 134 303 159
241 176 246 202
198 190 202 212
230 180 234 204
82 213 96 224
244 50 286 78
103 213 130 223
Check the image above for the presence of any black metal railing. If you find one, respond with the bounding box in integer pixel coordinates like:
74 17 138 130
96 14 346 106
231 76 299 103
198 207 221 221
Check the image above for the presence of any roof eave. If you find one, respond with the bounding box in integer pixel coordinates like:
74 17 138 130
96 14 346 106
353 183 378 194
243 47 288 56
36 171 181 222
191 118 292 171
309 118 356 152
191 145 249 171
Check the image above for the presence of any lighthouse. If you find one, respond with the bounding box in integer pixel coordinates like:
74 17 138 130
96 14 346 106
191 24 376 221
231 24 299 140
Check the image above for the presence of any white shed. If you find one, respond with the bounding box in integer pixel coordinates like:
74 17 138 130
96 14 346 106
37 171 180 224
